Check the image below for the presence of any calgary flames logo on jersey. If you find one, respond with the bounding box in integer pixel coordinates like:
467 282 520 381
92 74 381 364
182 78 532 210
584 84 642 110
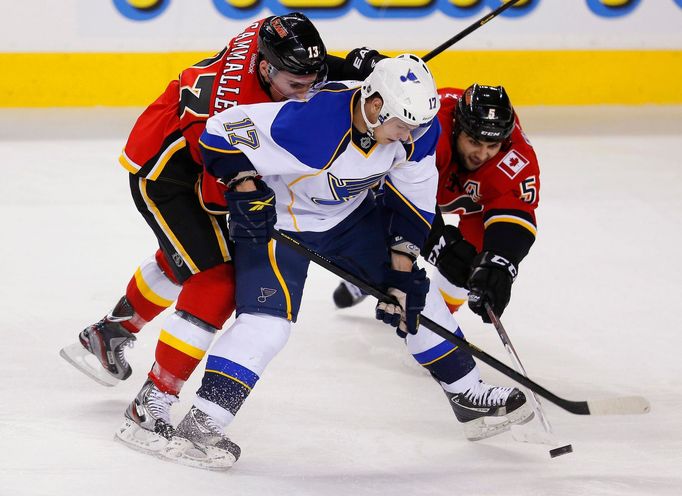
439 179 483 215
463 180 482 202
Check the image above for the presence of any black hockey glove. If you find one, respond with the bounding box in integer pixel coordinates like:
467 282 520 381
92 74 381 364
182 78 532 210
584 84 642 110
343 47 388 80
376 267 430 337
467 251 517 323
225 178 277 245
423 224 477 288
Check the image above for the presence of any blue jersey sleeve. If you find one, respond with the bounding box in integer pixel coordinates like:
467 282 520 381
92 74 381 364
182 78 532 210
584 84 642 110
199 125 258 181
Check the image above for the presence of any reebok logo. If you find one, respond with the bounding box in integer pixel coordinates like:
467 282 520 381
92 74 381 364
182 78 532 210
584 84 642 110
248 196 274 211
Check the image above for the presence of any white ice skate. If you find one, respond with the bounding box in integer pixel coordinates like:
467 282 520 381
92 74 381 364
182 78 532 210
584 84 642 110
115 378 177 453
161 406 240 471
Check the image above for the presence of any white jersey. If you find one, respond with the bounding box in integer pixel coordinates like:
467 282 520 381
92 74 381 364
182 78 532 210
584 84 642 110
200 84 439 237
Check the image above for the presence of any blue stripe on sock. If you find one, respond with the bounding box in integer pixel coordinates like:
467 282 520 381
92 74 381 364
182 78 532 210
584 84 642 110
205 355 260 389
413 338 458 365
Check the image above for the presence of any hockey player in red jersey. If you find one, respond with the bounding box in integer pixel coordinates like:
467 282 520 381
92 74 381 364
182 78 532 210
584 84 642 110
424 84 539 321
334 83 540 324
58 13 387 452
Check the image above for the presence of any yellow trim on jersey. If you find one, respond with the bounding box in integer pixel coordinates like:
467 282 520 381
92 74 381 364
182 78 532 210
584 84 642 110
438 289 467 308
133 268 175 308
384 180 432 228
404 140 415 162
147 136 187 180
198 137 243 154
420 345 459 366
268 239 292 321
119 150 141 174
286 128 352 231
316 86 358 94
484 215 537 237
286 189 301 233
158 330 206 360
208 214 231 262
139 178 200 273
205 369 252 391
195 178 230 216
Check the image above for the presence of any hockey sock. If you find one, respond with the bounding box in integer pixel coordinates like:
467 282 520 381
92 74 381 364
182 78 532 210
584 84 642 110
151 311 217 395
406 284 476 383
194 313 291 426
175 263 236 329
124 252 181 331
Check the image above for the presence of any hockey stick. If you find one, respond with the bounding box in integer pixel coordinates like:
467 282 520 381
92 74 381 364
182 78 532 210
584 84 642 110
484 303 568 448
272 229 650 417
484 302 554 435
422 0 523 63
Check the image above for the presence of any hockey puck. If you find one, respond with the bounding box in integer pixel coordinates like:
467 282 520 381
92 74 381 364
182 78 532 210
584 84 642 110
549 444 573 458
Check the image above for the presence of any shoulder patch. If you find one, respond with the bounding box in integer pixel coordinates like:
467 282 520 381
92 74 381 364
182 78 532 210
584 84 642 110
497 149 530 179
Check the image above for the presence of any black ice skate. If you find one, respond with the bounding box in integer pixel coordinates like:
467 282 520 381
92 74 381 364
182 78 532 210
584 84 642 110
446 380 534 441
115 378 178 453
59 296 137 387
333 280 367 309
161 406 241 471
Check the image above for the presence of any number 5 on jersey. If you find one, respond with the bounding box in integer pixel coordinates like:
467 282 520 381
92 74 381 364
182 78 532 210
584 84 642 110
520 176 537 204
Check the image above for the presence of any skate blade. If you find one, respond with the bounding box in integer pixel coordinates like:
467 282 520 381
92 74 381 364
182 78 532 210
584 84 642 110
59 342 119 387
510 424 558 446
464 403 535 441
160 437 237 471
114 418 170 454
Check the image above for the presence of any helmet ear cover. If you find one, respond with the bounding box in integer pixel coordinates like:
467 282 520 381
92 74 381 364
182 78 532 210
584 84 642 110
455 84 515 143
258 12 327 77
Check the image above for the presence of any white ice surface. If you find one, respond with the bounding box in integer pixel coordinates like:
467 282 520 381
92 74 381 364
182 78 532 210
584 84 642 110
0 107 681 495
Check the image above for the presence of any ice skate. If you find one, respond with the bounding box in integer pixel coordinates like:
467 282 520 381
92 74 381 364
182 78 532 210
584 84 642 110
333 280 367 309
161 406 241 471
59 296 137 386
115 378 178 453
445 380 534 441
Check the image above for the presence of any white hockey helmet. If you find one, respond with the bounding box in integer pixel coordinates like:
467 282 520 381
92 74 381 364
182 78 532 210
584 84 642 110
360 53 440 142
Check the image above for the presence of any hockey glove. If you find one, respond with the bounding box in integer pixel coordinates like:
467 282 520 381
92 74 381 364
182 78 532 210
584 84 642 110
376 267 430 337
225 178 277 245
423 224 477 288
467 251 517 323
343 47 388 80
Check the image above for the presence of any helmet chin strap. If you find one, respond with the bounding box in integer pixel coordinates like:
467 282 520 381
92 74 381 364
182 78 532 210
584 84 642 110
360 96 381 139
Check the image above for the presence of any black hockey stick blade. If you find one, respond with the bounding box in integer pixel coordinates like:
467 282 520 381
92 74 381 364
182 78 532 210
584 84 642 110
272 230 651 416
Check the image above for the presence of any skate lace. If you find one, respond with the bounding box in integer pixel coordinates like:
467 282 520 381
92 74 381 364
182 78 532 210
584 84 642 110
464 381 514 406
200 410 225 437
115 339 134 367
147 387 179 423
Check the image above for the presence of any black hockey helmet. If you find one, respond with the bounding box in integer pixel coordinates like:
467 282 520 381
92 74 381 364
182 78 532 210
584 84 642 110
455 84 515 142
258 13 327 77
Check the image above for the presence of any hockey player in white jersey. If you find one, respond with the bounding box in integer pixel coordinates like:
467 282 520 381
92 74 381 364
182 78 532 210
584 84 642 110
157 54 531 469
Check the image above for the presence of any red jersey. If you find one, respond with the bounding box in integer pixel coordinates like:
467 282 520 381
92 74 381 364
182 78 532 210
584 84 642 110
117 19 271 211
435 88 540 262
